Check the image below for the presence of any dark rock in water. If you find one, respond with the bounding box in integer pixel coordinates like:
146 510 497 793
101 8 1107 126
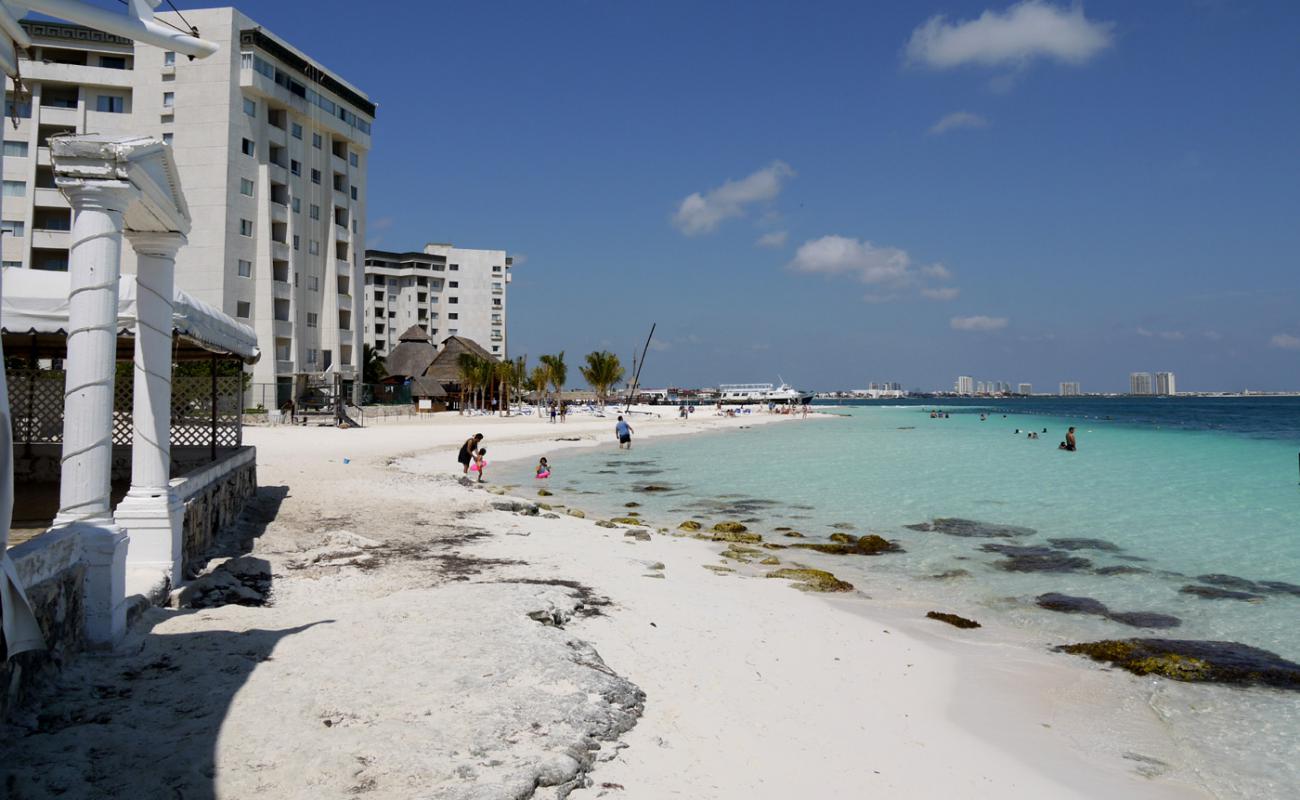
1258 581 1300 597
926 612 981 629
782 531 805 538
1180 585 1264 601
1048 538 1122 552
1114 555 1151 563
1036 593 1109 616
980 544 1092 573
773 526 792 532
624 502 641 508
1056 639 1300 690
712 521 748 534
1094 565 1150 576
828 532 855 543
765 568 854 593
635 485 673 493
904 522 933 532
917 518 1037 538
929 569 971 579
1106 611 1182 629
1196 574 1260 592
790 535 902 556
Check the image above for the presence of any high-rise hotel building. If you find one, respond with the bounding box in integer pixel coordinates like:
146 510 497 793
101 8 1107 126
2 9 374 407
1129 372 1154 395
1155 372 1177 396
363 244 511 360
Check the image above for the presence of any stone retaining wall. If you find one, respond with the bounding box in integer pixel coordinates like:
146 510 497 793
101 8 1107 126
178 450 257 577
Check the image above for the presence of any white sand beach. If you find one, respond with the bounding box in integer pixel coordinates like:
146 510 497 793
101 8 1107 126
1 409 1208 798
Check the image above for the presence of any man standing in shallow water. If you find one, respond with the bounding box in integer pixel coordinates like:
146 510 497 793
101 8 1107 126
615 415 634 450
1060 427 1078 451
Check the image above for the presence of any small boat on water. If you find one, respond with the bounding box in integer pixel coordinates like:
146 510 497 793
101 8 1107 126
718 379 814 405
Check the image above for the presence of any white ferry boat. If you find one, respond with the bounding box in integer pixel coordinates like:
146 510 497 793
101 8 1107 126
717 380 814 405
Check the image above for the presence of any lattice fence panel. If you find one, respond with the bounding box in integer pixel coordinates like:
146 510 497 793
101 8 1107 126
5 369 242 447
171 376 242 447
6 369 67 444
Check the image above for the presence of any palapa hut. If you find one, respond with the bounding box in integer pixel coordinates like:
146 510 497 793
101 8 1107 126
380 330 492 411
382 325 438 381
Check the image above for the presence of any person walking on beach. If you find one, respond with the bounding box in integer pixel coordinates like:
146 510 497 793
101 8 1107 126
458 433 484 475
549 403 558 424
616 415 634 450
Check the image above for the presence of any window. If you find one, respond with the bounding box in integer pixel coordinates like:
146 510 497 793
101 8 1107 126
292 197 301 213
449 281 458 288
308 275 319 291
162 91 174 108
309 204 320 220
240 178 255 197
350 186 358 201
492 346 500 354
307 348 318 364
448 297 458 304
290 159 301 176
449 263 459 271
293 235 300 250
309 240 320 255
351 220 358 234
2 260 20 268
243 98 256 117
1 220 24 237
2 180 25 197
162 132 174 145
306 313 318 328
235 301 251 318
312 133 322 149
310 168 321 185
241 138 255 157
237 259 252 277
96 94 125 113
291 122 302 139
374 290 384 301
2 141 27 158
164 51 176 66
349 152 358 167
448 313 459 320
98 55 127 69
239 219 253 236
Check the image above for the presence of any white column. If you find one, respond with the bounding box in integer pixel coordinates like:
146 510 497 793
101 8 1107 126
115 231 186 584
52 179 137 647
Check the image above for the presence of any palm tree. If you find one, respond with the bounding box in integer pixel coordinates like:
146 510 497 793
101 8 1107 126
457 352 484 413
539 352 566 405
510 356 529 411
494 359 514 416
580 351 625 407
362 344 387 384
530 364 550 411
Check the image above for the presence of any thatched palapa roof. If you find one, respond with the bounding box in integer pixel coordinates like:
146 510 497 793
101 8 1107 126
383 325 438 379
423 336 497 384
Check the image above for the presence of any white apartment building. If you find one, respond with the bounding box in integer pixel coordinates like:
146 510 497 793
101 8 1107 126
1059 382 1081 396
2 10 374 408
1155 371 1177 396
1017 383 1032 395
363 244 511 363
1130 372 1154 395
954 375 974 395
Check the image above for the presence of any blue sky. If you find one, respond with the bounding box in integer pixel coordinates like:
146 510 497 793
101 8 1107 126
184 0 1299 391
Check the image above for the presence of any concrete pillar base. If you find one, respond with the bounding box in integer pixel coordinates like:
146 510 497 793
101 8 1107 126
59 522 129 648
115 489 184 585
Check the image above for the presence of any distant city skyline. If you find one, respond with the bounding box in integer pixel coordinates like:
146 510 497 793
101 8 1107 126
199 1 1300 393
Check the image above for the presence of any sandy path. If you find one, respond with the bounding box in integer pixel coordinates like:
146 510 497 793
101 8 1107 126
0 410 1205 798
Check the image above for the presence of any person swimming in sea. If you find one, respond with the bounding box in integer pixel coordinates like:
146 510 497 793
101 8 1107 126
536 457 551 479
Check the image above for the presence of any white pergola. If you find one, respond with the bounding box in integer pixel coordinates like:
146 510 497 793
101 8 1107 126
1 1 220 658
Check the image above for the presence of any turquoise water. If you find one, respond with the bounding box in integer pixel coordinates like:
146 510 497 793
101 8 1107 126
503 403 1300 796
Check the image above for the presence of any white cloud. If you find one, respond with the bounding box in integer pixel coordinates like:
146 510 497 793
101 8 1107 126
951 315 1009 332
921 263 953 280
756 230 789 249
1271 333 1300 351
510 252 528 267
906 1 1114 70
673 161 795 236
863 292 900 304
1137 327 1185 341
921 287 961 301
788 235 916 285
647 337 672 352
929 111 989 135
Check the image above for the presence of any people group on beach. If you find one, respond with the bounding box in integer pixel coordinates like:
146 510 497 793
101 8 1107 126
458 433 485 481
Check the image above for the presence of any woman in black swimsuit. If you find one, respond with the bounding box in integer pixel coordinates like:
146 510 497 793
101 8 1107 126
459 433 484 474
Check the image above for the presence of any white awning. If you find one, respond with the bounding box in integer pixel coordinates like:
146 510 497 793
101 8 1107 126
0 267 259 363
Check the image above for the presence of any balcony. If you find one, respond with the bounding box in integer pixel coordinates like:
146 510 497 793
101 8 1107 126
275 360 295 375
36 147 52 167
273 320 293 338
273 281 292 300
37 105 78 127
34 187 68 208
270 202 288 223
31 229 70 249
337 293 353 310
336 259 352 274
85 110 136 135
23 60 133 88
